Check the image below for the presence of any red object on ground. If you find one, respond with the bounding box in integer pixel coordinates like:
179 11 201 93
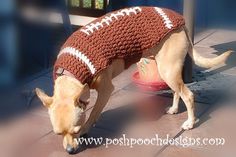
132 71 169 91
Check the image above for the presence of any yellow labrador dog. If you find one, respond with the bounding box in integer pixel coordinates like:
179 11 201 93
35 7 232 154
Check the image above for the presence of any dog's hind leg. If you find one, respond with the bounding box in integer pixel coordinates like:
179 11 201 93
166 92 180 114
157 57 196 130
154 29 196 130
179 84 196 130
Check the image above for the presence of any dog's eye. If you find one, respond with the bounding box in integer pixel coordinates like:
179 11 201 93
56 132 63 135
55 130 66 135
77 99 88 110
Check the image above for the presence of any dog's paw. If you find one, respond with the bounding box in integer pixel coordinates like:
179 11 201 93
166 107 178 114
181 119 195 130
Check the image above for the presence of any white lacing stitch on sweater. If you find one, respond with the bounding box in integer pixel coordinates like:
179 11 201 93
58 47 96 74
155 7 173 29
80 7 142 35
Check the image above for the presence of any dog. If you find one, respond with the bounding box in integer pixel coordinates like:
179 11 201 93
35 7 232 153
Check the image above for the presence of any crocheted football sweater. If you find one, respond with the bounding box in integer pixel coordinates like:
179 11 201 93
54 7 185 85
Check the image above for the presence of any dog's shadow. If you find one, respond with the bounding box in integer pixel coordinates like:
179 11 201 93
74 105 136 153
194 41 236 81
211 41 236 73
74 95 169 153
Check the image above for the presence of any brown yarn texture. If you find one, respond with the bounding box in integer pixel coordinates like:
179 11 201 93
54 7 185 85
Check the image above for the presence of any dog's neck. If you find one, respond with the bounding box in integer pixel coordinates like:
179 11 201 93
54 75 91 109
55 68 97 89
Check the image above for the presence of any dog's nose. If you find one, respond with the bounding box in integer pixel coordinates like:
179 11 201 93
66 144 75 154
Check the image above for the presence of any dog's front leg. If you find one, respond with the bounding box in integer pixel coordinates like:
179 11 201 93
80 78 114 135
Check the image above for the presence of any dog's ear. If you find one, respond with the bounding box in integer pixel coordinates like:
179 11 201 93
35 88 53 108
81 84 90 101
76 84 90 108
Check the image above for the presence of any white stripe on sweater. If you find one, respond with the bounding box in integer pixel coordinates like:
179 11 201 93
80 7 142 35
58 47 96 74
155 7 173 29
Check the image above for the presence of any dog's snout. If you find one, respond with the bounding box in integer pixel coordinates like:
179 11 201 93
53 128 65 135
66 144 75 154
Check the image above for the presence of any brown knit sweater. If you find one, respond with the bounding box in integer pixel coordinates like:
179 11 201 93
54 7 185 85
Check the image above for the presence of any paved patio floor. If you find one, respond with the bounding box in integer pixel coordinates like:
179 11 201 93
0 29 236 157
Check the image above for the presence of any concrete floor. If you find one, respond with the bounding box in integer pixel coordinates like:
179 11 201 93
0 29 236 157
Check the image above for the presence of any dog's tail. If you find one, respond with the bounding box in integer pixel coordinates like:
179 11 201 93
184 26 232 69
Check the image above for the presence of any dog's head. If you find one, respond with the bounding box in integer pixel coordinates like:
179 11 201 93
35 75 90 153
